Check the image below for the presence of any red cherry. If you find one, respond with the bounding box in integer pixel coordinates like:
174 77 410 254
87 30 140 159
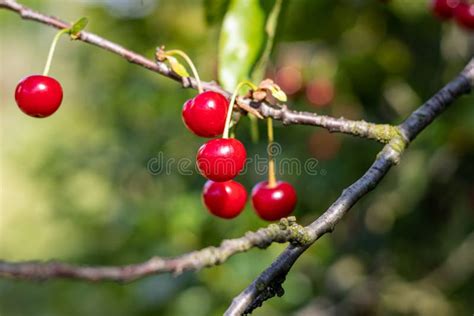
202 180 247 219
431 0 460 19
15 75 63 118
182 91 228 137
196 138 247 182
251 181 297 221
454 2 474 30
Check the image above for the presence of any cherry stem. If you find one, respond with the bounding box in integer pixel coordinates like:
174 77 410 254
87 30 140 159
249 114 259 143
166 50 203 93
43 28 69 76
267 117 277 188
223 80 257 139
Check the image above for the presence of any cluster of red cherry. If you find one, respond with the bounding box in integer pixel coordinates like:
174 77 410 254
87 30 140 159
181 85 297 221
432 0 474 30
13 18 297 221
154 46 298 221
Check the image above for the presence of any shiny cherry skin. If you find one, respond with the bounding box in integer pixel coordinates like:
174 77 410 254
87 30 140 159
455 2 474 30
431 0 460 19
251 181 297 221
202 180 247 219
196 138 247 182
182 91 229 137
15 75 63 118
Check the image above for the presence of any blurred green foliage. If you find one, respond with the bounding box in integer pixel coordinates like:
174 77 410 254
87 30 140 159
0 0 473 315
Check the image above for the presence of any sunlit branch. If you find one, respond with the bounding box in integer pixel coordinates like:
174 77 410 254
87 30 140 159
1 0 396 143
225 60 473 315
0 218 310 282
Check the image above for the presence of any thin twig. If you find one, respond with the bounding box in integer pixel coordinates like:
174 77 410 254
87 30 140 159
0 0 395 143
0 218 311 282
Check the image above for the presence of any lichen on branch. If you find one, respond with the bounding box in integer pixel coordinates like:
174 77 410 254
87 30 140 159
0 217 310 282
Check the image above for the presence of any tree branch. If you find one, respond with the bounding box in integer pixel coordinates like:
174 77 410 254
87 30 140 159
224 61 473 315
0 218 311 282
0 0 395 143
1 1 473 315
257 104 398 143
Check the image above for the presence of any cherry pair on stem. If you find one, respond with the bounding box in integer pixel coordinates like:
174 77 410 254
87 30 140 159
197 98 296 221
203 178 297 221
160 48 248 184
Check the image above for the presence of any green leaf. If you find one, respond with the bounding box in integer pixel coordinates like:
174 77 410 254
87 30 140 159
203 0 230 25
218 0 284 143
69 17 88 39
251 0 283 83
218 0 267 91
166 56 190 78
